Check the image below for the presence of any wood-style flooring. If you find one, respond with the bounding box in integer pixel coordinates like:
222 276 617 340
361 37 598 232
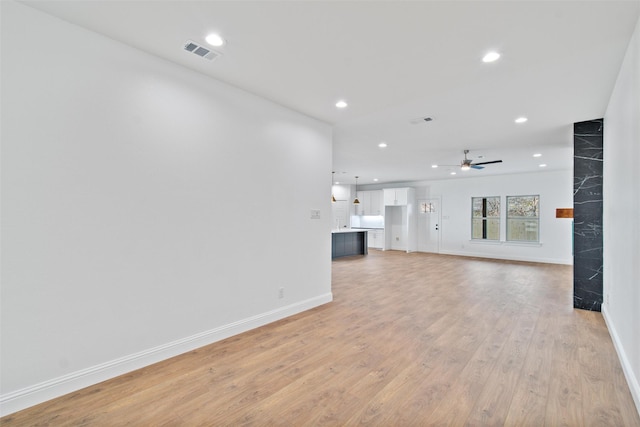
3 250 639 426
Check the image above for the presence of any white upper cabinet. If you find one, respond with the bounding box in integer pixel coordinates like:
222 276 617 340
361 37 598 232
354 191 367 215
369 190 383 215
355 190 383 215
384 188 410 206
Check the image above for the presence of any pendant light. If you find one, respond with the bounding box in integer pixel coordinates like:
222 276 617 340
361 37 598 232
353 176 360 204
331 172 337 203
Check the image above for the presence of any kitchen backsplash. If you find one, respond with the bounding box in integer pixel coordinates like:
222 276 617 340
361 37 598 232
351 215 384 229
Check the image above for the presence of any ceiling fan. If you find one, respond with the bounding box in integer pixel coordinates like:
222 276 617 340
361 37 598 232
445 149 503 170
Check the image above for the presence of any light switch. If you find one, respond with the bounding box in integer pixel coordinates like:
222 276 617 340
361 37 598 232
310 209 321 219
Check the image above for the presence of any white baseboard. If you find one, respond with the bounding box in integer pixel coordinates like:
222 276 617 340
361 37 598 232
0 293 333 417
437 249 572 265
602 305 640 417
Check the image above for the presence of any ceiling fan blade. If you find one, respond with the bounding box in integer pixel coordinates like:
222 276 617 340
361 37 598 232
472 160 502 166
470 165 484 170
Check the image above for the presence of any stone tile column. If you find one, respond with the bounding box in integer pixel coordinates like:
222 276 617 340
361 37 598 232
573 119 603 311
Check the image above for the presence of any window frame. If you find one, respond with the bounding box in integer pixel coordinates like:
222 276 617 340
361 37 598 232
471 196 501 241
506 195 540 243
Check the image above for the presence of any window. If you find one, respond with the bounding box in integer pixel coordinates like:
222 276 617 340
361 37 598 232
472 196 500 240
507 195 539 242
420 202 435 213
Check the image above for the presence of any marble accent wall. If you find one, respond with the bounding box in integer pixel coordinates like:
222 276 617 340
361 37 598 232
573 119 603 311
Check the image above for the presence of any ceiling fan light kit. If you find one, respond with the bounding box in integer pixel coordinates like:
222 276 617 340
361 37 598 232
438 149 503 172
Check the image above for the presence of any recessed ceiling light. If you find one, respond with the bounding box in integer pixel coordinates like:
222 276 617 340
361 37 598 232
205 33 225 47
432 164 438 168
378 142 387 148
515 117 528 123
533 153 542 157
373 178 379 182
450 171 457 175
482 51 500 63
335 181 340 184
539 164 547 168
335 100 348 109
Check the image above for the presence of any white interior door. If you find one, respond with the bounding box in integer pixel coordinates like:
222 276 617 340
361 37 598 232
418 198 441 253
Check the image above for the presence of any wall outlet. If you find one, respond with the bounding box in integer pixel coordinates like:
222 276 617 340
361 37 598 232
278 287 284 299
310 209 320 219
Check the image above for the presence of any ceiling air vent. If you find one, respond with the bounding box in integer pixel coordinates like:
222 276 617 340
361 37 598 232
183 40 221 61
409 116 434 125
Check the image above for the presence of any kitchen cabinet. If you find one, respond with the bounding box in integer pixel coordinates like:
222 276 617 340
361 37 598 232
367 229 384 249
355 190 383 216
354 191 366 216
383 187 417 253
369 191 383 215
384 188 410 206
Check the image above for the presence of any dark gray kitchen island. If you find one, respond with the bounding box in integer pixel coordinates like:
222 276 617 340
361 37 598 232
331 229 368 259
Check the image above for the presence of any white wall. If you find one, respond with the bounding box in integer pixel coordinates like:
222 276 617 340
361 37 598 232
330 184 353 229
430 170 573 264
0 1 332 415
603 15 640 414
363 169 574 264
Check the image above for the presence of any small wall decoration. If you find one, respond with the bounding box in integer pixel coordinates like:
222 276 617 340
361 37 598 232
555 208 574 218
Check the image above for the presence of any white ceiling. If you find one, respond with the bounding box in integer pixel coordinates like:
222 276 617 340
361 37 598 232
20 0 640 185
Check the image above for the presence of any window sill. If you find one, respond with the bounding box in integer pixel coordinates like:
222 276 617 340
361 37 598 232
469 240 542 247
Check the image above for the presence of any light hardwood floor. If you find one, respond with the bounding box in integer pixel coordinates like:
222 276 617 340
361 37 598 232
3 250 639 426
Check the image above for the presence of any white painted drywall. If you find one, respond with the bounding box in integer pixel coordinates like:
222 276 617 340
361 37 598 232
428 170 573 264
362 169 573 264
0 0 332 414
603 15 640 414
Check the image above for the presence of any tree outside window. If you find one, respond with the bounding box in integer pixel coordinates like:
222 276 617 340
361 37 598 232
472 196 500 240
507 195 539 242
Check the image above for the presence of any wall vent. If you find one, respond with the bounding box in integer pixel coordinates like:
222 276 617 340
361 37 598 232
183 40 221 61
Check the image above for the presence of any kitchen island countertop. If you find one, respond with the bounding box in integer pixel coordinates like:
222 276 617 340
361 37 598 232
331 228 374 233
